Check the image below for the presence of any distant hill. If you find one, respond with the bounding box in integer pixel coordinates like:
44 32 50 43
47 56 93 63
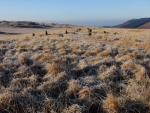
138 22 150 29
114 18 150 29
0 21 52 28
0 21 73 29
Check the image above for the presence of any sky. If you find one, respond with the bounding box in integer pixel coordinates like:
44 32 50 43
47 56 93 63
0 0 149 26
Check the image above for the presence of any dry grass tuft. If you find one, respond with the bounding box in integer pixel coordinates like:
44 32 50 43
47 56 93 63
0 93 12 108
18 52 32 65
32 53 54 63
78 87 92 101
39 76 67 98
58 46 67 55
121 100 150 113
126 79 150 105
99 65 117 81
58 33 64 37
66 79 81 96
43 99 58 113
71 46 85 55
46 60 64 76
0 93 32 113
10 77 36 90
0 28 150 113
100 48 112 58
116 54 133 62
62 104 83 113
103 94 120 113
135 65 147 81
85 48 100 57
121 60 136 71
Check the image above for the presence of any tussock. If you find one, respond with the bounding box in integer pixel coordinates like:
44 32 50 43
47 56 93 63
0 28 150 112
99 65 117 81
78 87 92 101
66 79 81 96
18 52 32 65
103 94 120 113
46 60 64 76
62 104 83 113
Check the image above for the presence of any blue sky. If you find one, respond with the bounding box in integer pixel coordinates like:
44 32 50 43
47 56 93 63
0 0 149 26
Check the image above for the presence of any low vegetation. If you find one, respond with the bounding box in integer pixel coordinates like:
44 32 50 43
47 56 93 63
0 28 150 113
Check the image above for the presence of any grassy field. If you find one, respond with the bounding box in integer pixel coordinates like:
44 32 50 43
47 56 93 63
0 27 150 113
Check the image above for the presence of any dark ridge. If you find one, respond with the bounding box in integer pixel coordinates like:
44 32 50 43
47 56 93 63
0 31 21 35
0 21 51 29
113 18 150 29
0 21 74 29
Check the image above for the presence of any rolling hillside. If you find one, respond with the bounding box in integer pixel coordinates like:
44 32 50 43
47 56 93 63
0 21 52 28
138 22 150 29
114 18 150 29
0 21 74 29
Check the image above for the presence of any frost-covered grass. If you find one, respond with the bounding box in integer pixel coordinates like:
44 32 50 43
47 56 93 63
0 28 150 113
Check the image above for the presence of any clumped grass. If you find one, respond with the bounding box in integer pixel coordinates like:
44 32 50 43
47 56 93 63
58 33 64 37
78 87 92 101
62 104 83 113
0 28 150 113
98 65 117 81
66 79 81 96
102 94 120 113
46 60 64 76
71 46 85 55
0 93 33 113
10 77 36 90
31 53 54 63
126 79 150 105
18 52 32 65
85 48 100 57
100 48 112 58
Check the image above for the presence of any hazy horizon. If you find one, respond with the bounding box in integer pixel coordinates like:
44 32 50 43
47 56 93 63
0 0 149 26
0 19 127 27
